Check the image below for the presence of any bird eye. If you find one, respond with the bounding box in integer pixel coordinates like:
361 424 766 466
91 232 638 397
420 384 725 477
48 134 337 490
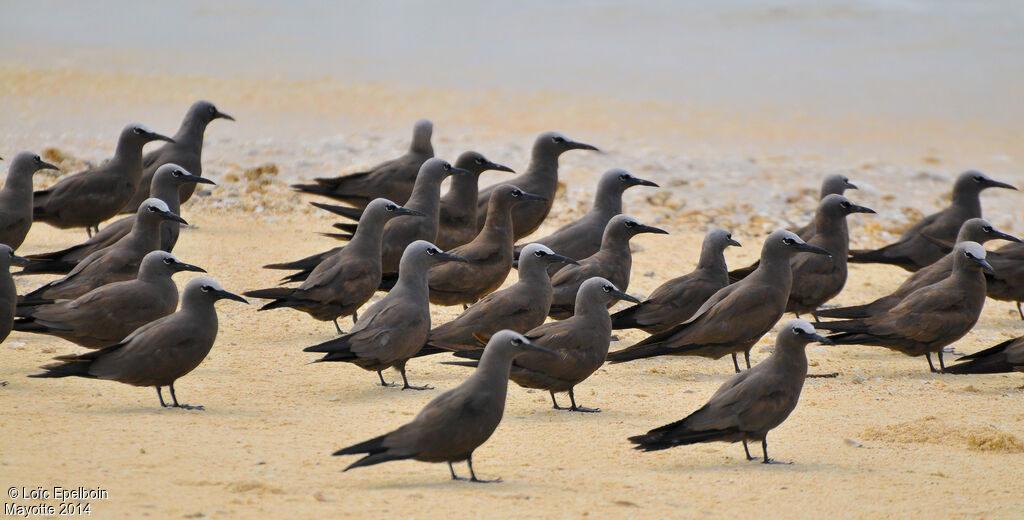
782 237 795 245
426 248 437 256
475 157 485 165
512 189 523 197
602 285 612 293
983 226 993 233
511 338 523 346
442 163 451 171
624 221 637 228
965 251 975 258
840 201 851 208
172 169 184 177
163 258 173 264
794 328 807 335
533 250 545 257
208 105 217 114
726 234 733 239
133 127 143 135
552 136 565 144
34 154 41 162
201 285 213 292
619 174 630 181
973 175 984 183
147 205 158 212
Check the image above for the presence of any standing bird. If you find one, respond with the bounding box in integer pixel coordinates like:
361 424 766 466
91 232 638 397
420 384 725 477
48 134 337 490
516 168 658 274
303 241 467 390
33 123 174 236
292 119 434 209
628 320 830 464
817 241 993 372
612 228 740 333
244 199 424 332
335 330 555 483
265 158 469 284
315 151 515 251
476 131 599 240
28 277 248 409
984 242 1024 320
427 185 547 306
19 199 186 304
419 244 577 355
849 170 1016 271
817 218 1019 320
793 174 858 239
547 215 668 319
606 230 830 372
14 251 205 349
0 245 28 343
447 277 640 412
122 100 234 213
0 152 59 250
944 336 1024 375
20 164 214 274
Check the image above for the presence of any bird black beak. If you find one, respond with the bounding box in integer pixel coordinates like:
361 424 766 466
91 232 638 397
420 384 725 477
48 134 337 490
10 254 29 267
612 289 642 304
449 167 473 176
217 289 249 304
851 204 876 214
985 179 1017 190
214 110 235 122
810 332 834 345
568 140 599 152
185 174 217 186
549 253 579 265
520 192 549 202
727 238 742 247
990 229 1022 243
637 224 669 235
794 242 832 257
437 251 469 263
147 131 175 143
175 262 207 273
631 177 660 188
38 160 60 172
157 209 189 225
516 340 558 357
395 206 426 217
845 180 858 190
974 257 996 274
487 162 515 174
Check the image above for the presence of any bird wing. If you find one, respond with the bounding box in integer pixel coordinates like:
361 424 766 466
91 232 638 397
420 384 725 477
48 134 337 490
868 282 978 344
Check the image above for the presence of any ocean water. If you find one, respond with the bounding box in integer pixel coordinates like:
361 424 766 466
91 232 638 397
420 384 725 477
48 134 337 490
2 0 1022 126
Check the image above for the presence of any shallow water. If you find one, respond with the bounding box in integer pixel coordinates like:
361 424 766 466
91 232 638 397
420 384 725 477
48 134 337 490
3 1 1022 125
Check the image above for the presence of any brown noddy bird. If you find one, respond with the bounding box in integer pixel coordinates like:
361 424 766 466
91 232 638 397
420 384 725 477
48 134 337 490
20 164 214 275
816 241 992 372
817 218 1020 320
0 245 29 343
264 158 470 284
848 170 1016 271
446 277 640 412
292 119 434 209
33 123 174 236
418 243 577 356
244 199 424 332
19 198 187 304
310 151 515 250
303 241 467 390
944 335 1024 374
121 100 234 213
475 131 599 240
427 185 548 306
335 330 555 483
793 174 858 240
0 152 59 250
547 215 668 319
629 319 830 463
983 242 1024 320
28 277 247 409
14 251 205 349
606 229 831 372
612 227 740 333
514 168 658 274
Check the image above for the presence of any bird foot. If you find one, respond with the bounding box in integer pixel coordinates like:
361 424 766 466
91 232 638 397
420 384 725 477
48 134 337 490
402 383 434 391
554 404 600 413
377 381 401 388
807 372 839 378
175 404 206 411
761 458 792 465
470 477 503 484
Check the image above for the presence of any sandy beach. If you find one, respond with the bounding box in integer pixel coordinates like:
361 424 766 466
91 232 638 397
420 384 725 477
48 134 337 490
2 2 1024 517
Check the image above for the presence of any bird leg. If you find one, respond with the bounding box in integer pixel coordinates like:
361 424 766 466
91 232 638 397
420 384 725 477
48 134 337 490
376 371 399 388
742 440 754 461
731 353 741 373
448 462 468 481
462 304 469 311
937 350 946 372
760 438 791 465
156 387 170 407
352 310 359 324
168 383 204 410
811 312 821 324
1017 301 1023 321
925 353 938 373
399 367 433 391
86 227 93 239
744 350 751 370
565 388 600 413
466 454 502 483
550 392 564 410
333 319 343 334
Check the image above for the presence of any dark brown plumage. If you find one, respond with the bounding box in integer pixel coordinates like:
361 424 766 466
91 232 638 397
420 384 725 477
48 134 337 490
944 336 1024 374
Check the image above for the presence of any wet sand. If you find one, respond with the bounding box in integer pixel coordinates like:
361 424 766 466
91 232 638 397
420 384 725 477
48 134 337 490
1 66 1023 519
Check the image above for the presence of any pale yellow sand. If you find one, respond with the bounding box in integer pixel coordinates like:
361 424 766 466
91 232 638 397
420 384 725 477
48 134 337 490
1 66 1023 519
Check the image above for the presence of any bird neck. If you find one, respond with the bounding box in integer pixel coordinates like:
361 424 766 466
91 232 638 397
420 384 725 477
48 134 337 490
573 296 614 328
346 216 388 255
592 185 623 215
443 172 480 207
478 198 515 244
696 241 727 272
1 171 33 194
770 344 808 376
525 150 560 188
174 113 209 148
392 262 431 297
127 215 164 246
951 188 982 216
517 258 552 286
813 217 850 257
599 228 632 261
467 349 514 394
404 174 444 218
150 185 183 214
755 250 795 286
